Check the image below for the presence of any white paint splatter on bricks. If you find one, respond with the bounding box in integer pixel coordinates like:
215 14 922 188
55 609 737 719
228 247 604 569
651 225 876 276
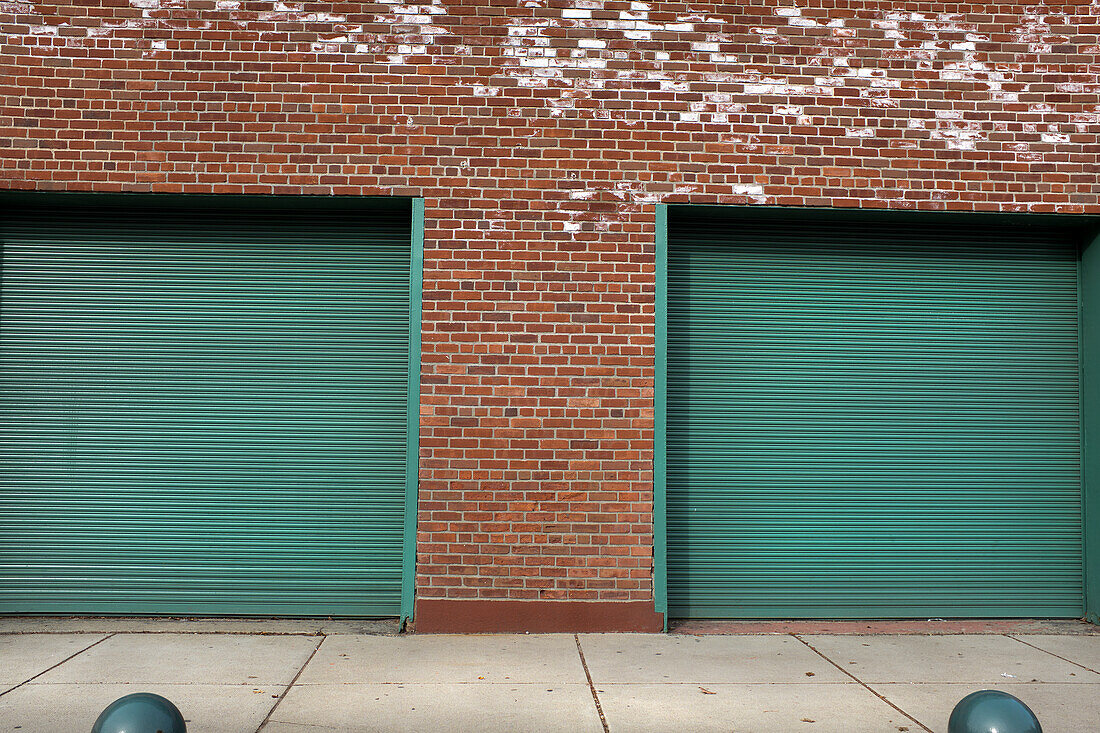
11 0 454 60
1056 83 1100 94
743 81 826 96
783 4 1094 155
611 182 661 206
1012 11 1064 55
750 26 779 44
731 184 766 198
1071 110 1100 131
672 184 703 197
471 85 500 98
656 75 689 92
929 125 987 152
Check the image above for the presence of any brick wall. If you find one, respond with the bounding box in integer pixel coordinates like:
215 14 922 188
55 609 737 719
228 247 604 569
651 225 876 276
2 0 1097 630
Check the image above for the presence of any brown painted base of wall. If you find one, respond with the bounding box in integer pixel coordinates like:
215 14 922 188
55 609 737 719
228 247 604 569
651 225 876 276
412 599 664 633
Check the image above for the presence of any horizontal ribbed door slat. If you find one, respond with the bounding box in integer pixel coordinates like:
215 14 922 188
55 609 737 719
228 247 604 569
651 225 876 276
1 205 410 615
668 218 1083 618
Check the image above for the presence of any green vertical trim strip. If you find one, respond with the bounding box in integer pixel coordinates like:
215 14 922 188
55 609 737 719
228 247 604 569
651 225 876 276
401 198 424 625
1083 233 1100 624
654 204 668 629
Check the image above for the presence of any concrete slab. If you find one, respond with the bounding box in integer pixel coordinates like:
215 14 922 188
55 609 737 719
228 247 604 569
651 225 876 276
297 634 587 684
0 633 107 687
0 617 397 635
33 633 320 685
801 634 1098 684
317 621 400 636
870 683 1100 733
578 633 848 684
1014 634 1100 672
266 683 603 733
595 682 912 733
674 619 1100 636
0 683 275 733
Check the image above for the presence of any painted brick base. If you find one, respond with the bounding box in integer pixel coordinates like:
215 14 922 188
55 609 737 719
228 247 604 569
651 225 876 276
413 600 664 633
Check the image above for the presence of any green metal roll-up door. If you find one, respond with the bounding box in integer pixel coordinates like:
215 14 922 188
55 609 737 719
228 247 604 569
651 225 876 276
0 197 412 615
668 213 1084 618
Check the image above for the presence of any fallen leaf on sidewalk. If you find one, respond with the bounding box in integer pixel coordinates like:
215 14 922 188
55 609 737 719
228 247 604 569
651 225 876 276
699 686 716 695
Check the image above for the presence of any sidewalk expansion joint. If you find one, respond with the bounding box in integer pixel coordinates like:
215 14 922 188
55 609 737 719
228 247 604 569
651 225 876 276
255 633 326 733
791 634 933 733
1007 634 1100 675
0 632 117 699
574 634 610 733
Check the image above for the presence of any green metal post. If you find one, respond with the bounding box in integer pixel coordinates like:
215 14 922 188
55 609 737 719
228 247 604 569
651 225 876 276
654 204 669 630
401 198 424 626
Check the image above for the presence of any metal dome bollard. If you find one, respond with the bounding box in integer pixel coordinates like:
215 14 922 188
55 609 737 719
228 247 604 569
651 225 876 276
948 690 1041 733
91 692 186 733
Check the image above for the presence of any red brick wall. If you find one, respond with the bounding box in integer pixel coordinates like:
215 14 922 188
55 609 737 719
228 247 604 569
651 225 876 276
3 0 1097 629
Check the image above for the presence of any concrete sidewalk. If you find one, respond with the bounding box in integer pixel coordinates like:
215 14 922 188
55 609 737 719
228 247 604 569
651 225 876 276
1 619 1097 733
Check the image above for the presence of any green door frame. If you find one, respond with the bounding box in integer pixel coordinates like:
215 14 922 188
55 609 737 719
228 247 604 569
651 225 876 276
654 204 1100 625
1080 231 1100 624
654 204 669 629
400 198 424 626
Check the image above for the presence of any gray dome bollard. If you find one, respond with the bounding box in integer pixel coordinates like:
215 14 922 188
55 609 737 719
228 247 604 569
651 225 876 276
948 690 1041 733
91 692 186 733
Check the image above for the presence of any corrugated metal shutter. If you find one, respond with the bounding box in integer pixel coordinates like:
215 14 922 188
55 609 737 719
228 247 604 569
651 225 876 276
0 200 411 615
668 215 1083 618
